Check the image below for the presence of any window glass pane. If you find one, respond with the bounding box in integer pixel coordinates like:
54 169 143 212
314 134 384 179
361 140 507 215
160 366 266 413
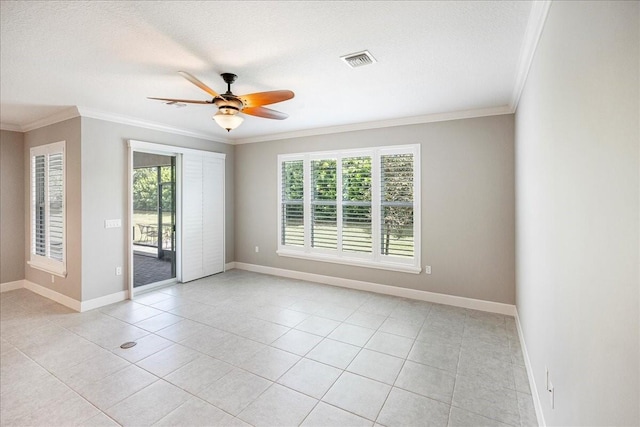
380 154 414 258
282 160 304 246
34 155 46 256
311 159 337 249
48 153 64 261
342 156 372 253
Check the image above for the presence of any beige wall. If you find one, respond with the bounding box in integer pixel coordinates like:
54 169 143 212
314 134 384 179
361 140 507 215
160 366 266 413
80 117 235 301
11 116 234 303
235 114 516 304
24 118 82 300
0 130 25 284
515 1 639 425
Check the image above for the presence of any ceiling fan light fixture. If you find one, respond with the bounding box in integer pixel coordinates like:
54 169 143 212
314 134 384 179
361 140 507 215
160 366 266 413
213 110 243 132
151 71 293 132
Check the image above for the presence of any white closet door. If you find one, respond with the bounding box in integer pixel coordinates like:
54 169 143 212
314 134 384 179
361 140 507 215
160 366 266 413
181 153 225 282
182 154 204 282
203 156 225 276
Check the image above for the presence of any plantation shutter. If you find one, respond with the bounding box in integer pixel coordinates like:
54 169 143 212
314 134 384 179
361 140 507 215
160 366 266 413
281 160 304 247
311 159 337 249
48 152 64 261
380 153 414 258
278 145 420 273
29 141 66 276
33 155 46 256
341 156 372 254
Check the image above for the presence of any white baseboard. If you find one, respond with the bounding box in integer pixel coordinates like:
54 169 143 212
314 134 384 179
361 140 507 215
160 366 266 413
515 309 545 426
23 280 82 311
5 280 128 313
0 280 25 293
225 262 236 271
80 290 129 312
234 262 516 316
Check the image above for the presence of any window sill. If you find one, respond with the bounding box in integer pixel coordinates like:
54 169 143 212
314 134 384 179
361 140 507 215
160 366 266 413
27 260 67 277
277 249 421 274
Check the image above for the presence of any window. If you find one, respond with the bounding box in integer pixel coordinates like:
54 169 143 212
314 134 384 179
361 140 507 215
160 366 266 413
281 159 304 247
278 145 420 273
29 141 66 276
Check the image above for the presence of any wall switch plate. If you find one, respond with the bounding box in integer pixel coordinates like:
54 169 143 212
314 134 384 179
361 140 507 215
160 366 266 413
115 266 122 276
425 265 432 274
51 275 54 283
255 246 259 253
105 219 121 229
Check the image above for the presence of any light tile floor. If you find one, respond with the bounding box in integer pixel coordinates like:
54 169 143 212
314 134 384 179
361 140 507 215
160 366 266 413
0 270 538 427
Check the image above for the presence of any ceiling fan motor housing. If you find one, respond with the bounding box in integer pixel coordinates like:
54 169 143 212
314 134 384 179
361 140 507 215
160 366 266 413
216 73 242 113
214 96 243 114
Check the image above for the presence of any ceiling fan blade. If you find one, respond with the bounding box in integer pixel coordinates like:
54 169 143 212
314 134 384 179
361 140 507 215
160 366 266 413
238 90 294 108
148 97 212 104
178 71 220 99
242 106 289 120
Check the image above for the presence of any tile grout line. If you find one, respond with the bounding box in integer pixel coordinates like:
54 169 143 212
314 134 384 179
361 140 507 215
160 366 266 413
3 272 522 427
371 304 432 424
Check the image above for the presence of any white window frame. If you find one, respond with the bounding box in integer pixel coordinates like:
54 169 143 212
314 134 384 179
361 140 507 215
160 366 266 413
277 144 421 274
28 141 66 277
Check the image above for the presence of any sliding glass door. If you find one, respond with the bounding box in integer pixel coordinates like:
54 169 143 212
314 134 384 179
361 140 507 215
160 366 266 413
132 153 176 288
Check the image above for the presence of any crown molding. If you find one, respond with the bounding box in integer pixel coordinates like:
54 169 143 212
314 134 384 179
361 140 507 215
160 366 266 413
5 104 514 145
232 105 513 145
3 105 231 144
20 106 80 132
76 106 231 144
0 123 23 132
509 0 552 111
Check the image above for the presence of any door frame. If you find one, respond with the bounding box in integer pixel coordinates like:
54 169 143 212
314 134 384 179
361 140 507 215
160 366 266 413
128 140 183 298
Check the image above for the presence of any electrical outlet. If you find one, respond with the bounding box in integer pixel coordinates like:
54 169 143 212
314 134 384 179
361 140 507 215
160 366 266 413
545 366 549 390
425 265 432 274
255 246 259 253
51 275 55 283
546 367 555 409
115 266 122 276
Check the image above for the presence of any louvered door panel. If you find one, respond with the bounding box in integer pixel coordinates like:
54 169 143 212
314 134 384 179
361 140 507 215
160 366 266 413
181 154 204 282
203 156 225 276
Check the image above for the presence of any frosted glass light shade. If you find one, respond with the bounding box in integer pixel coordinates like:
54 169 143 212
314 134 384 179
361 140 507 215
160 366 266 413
213 112 243 132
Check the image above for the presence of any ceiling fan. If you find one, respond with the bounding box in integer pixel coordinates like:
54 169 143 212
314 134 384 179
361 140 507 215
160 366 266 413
149 71 294 132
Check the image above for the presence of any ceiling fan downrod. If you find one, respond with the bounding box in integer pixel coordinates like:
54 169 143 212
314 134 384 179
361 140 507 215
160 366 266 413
220 73 237 95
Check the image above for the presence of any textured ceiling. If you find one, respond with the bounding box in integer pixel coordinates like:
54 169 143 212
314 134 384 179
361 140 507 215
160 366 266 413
0 1 534 142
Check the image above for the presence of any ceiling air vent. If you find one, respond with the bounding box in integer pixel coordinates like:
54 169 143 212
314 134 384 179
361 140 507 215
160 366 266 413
340 50 377 68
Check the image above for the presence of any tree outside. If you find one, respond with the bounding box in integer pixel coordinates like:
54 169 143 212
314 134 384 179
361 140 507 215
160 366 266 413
133 166 175 246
